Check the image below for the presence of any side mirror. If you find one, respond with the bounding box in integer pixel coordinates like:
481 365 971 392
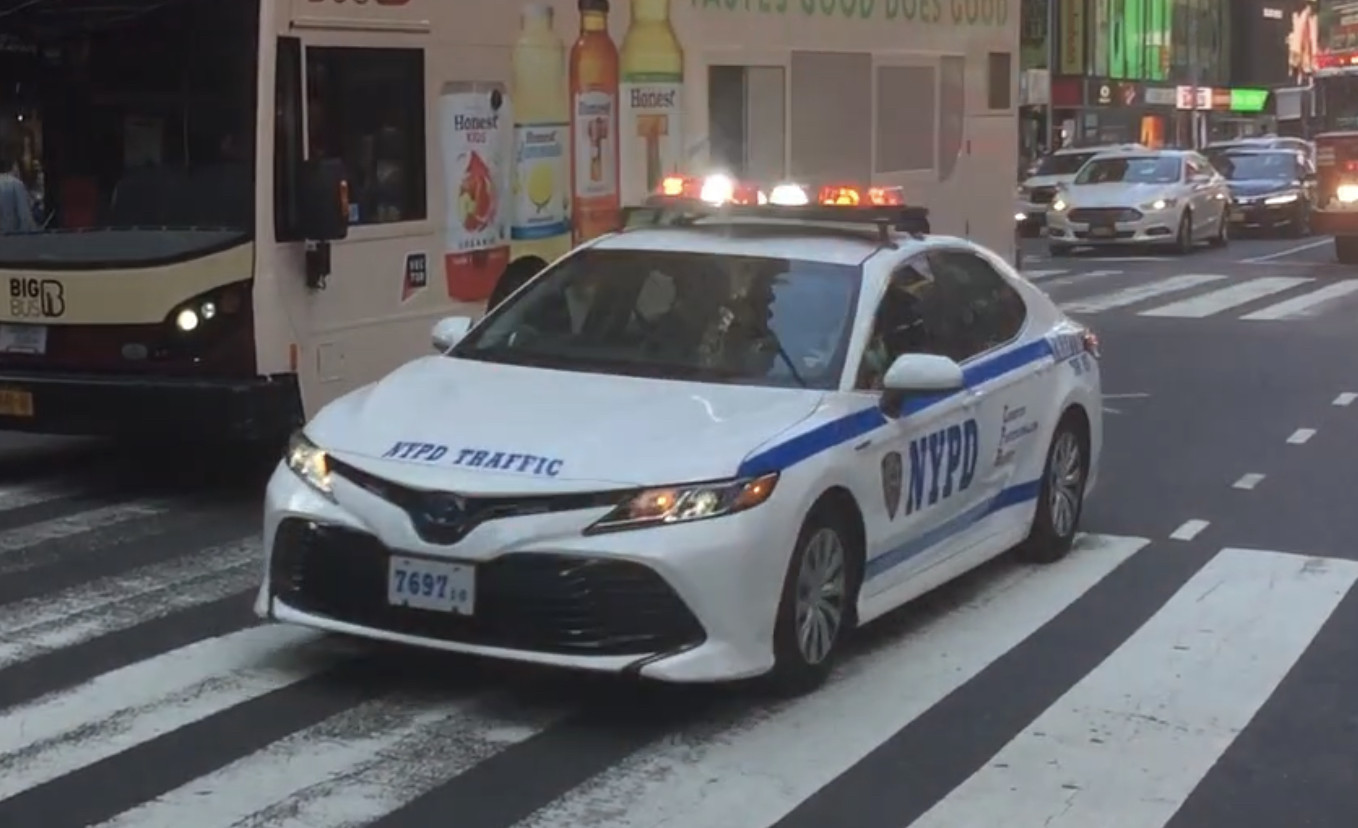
432 316 473 351
880 353 964 415
298 158 349 241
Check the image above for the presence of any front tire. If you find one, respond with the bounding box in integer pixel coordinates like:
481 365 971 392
1173 209 1194 254
769 506 859 694
1015 413 1089 564
1208 207 1229 247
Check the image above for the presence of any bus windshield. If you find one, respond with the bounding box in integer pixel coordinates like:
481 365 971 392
0 0 259 263
1317 75 1358 132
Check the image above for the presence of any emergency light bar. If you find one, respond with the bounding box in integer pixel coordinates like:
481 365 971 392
633 174 931 236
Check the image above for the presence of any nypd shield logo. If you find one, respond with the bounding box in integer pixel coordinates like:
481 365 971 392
881 451 903 520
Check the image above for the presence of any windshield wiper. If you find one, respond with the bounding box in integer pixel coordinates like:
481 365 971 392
763 331 808 388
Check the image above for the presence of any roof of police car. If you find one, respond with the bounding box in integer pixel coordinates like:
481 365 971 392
589 221 952 266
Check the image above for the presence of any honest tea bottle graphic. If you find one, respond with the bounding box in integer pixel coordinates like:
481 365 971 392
569 0 620 243
511 3 571 264
619 0 683 204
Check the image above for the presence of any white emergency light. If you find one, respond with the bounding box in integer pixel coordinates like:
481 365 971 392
767 184 811 206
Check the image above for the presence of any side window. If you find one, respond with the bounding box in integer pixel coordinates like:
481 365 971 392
274 37 303 242
855 260 944 390
927 250 1027 360
305 47 427 226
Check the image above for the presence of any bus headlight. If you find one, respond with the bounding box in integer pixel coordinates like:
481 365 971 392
167 283 245 334
1337 185 1358 203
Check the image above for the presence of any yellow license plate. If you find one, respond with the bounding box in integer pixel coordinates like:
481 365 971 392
0 389 34 417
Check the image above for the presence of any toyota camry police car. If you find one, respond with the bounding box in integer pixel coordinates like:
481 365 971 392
255 175 1103 693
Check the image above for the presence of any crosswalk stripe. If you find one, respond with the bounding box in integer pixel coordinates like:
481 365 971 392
1059 273 1227 314
0 626 348 799
908 548 1358 827
1020 269 1069 281
0 539 258 670
1240 280 1358 320
0 500 173 556
516 535 1148 828
0 480 87 512
1138 276 1311 318
94 695 562 828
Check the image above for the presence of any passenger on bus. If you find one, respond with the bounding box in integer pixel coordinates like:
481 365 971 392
0 139 38 234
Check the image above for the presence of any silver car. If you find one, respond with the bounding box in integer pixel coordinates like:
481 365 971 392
1046 149 1232 255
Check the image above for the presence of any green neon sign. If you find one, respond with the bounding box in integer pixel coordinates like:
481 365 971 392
1230 89 1269 112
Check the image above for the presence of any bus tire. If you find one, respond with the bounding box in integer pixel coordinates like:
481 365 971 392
487 257 547 310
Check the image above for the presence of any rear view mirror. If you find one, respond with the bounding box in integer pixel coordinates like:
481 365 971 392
432 316 473 351
298 158 349 241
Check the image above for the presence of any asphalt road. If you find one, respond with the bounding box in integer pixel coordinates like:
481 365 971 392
2 232 1358 828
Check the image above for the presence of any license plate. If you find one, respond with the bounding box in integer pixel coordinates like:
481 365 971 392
0 388 33 417
1230 210 1245 221
0 324 47 355
1089 226 1114 237
387 555 474 614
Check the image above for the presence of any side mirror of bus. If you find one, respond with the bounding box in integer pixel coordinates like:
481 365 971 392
298 158 349 241
432 316 473 351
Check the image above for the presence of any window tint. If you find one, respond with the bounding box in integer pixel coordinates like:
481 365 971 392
856 260 946 390
305 47 426 226
987 52 1012 110
1075 155 1180 184
455 249 860 390
927 250 1026 359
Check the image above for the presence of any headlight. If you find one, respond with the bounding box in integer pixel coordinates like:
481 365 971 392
586 473 779 534
167 282 244 333
1050 198 1068 212
1337 185 1358 203
1141 198 1177 211
1014 212 1026 221
1264 193 1299 205
285 430 333 496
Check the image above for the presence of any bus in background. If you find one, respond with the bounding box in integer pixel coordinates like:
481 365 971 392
0 0 1018 443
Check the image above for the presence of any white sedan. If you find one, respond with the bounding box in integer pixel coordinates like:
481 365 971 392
1046 148 1231 255
254 181 1103 693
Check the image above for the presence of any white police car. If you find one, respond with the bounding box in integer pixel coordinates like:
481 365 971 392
255 176 1103 693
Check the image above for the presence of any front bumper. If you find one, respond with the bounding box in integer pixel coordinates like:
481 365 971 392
1015 200 1052 234
1228 197 1303 230
0 370 301 440
1046 205 1181 246
253 464 794 683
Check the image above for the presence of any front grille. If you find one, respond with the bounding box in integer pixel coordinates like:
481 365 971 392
1028 186 1057 204
331 459 626 545
1068 207 1142 224
269 518 707 656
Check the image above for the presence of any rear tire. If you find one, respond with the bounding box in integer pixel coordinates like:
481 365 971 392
1173 210 1194 254
1208 208 1229 247
767 505 860 695
1015 412 1089 565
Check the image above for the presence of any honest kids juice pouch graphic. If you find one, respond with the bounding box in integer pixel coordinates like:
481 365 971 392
569 0 621 243
620 0 683 204
511 2 571 261
440 81 510 302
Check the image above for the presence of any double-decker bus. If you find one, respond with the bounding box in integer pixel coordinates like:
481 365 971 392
0 0 1019 443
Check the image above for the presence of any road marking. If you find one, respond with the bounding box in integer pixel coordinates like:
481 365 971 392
1059 274 1227 314
1240 237 1333 262
0 626 347 799
515 535 1150 828
1169 519 1209 540
908 548 1358 828
1021 269 1069 280
1240 280 1358 320
0 480 82 512
0 500 173 556
1068 255 1172 262
1138 276 1311 318
95 696 564 828
1287 428 1316 444
1104 392 1151 400
0 539 259 670
1232 473 1265 490
1333 392 1357 406
1039 269 1125 288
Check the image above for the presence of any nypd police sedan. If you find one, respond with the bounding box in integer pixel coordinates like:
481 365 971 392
255 188 1103 692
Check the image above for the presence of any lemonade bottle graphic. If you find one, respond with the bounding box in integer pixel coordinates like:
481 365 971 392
510 2 571 263
569 0 620 243
619 0 683 204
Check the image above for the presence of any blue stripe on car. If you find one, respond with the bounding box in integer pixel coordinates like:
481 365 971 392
737 337 1056 477
863 478 1042 580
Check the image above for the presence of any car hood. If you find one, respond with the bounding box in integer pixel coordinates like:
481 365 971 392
1064 182 1175 208
1228 179 1297 198
306 356 827 492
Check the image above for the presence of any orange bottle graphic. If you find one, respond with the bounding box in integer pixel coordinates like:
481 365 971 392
569 0 620 243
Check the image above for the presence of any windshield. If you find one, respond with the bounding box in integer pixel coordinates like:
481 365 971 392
1033 152 1098 177
0 0 258 249
1210 153 1298 181
1074 156 1181 185
453 248 861 390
